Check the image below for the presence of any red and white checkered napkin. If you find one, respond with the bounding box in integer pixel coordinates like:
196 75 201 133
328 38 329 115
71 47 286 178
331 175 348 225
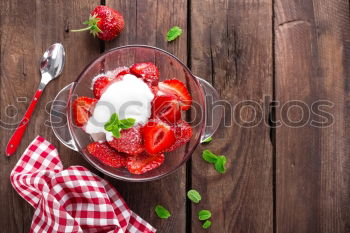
10 136 156 233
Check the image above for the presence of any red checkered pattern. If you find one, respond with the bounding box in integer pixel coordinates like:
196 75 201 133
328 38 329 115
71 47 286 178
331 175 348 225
10 136 156 233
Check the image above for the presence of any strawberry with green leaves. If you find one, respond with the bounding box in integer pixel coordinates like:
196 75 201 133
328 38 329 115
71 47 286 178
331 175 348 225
71 5 124 41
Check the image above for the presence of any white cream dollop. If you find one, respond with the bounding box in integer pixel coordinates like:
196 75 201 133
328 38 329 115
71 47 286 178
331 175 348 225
85 74 154 141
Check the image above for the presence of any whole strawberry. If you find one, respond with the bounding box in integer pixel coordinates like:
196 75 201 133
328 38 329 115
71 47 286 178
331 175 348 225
71 5 124 41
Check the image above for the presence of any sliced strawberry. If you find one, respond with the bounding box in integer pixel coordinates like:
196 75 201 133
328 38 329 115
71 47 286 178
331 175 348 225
115 68 131 79
126 152 165 174
108 126 144 155
158 79 192 110
86 142 127 168
148 82 159 96
142 120 176 154
166 120 193 152
73 97 97 127
153 95 181 124
93 76 113 99
93 72 129 98
116 68 130 76
130 62 159 85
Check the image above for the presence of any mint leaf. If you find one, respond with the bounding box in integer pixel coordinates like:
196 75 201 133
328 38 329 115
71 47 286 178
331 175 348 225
104 113 135 139
202 150 218 164
119 118 136 129
155 205 171 219
105 124 115 131
214 156 227 174
202 220 212 229
104 113 118 130
167 26 182 41
202 136 213 143
198 210 212 221
202 150 227 173
112 128 121 138
187 189 202 204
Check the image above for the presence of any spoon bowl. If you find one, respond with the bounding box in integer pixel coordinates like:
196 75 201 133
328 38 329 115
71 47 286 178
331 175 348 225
39 43 65 88
40 43 65 77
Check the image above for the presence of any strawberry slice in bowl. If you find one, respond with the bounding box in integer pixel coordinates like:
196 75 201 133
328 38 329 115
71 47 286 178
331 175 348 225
93 76 113 99
130 62 159 86
166 120 193 152
142 120 176 154
87 142 127 168
115 67 130 79
93 71 129 99
153 95 181 124
126 152 165 175
158 79 192 110
108 126 144 155
72 96 97 127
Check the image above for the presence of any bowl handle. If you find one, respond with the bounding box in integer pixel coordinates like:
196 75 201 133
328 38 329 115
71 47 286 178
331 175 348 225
50 83 78 151
195 76 223 142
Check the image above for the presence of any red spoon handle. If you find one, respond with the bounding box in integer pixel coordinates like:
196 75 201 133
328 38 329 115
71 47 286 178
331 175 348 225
6 89 43 156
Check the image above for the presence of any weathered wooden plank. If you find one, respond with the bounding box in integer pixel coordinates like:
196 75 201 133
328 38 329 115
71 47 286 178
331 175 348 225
190 0 273 232
0 1 100 232
275 0 350 232
105 1 188 232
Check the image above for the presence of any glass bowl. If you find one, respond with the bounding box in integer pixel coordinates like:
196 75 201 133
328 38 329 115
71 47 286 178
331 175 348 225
50 45 222 182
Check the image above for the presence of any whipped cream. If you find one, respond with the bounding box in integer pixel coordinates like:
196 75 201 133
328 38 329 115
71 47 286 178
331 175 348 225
85 74 154 141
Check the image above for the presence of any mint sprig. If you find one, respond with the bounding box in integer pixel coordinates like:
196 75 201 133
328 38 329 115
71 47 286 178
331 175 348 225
167 26 183 41
198 209 213 229
202 150 227 174
119 118 136 129
104 113 136 138
155 205 171 219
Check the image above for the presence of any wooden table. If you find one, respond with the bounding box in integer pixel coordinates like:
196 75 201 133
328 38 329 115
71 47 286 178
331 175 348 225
1 0 349 232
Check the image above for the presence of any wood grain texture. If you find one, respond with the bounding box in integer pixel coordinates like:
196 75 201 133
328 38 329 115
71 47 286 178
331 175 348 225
104 1 188 232
275 0 350 232
0 1 100 232
190 0 273 232
1 0 350 233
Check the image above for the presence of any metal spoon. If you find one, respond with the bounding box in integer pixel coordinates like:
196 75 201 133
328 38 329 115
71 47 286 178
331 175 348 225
6 43 65 156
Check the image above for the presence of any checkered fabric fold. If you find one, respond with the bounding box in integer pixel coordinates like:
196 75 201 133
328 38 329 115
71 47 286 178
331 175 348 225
10 136 156 233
